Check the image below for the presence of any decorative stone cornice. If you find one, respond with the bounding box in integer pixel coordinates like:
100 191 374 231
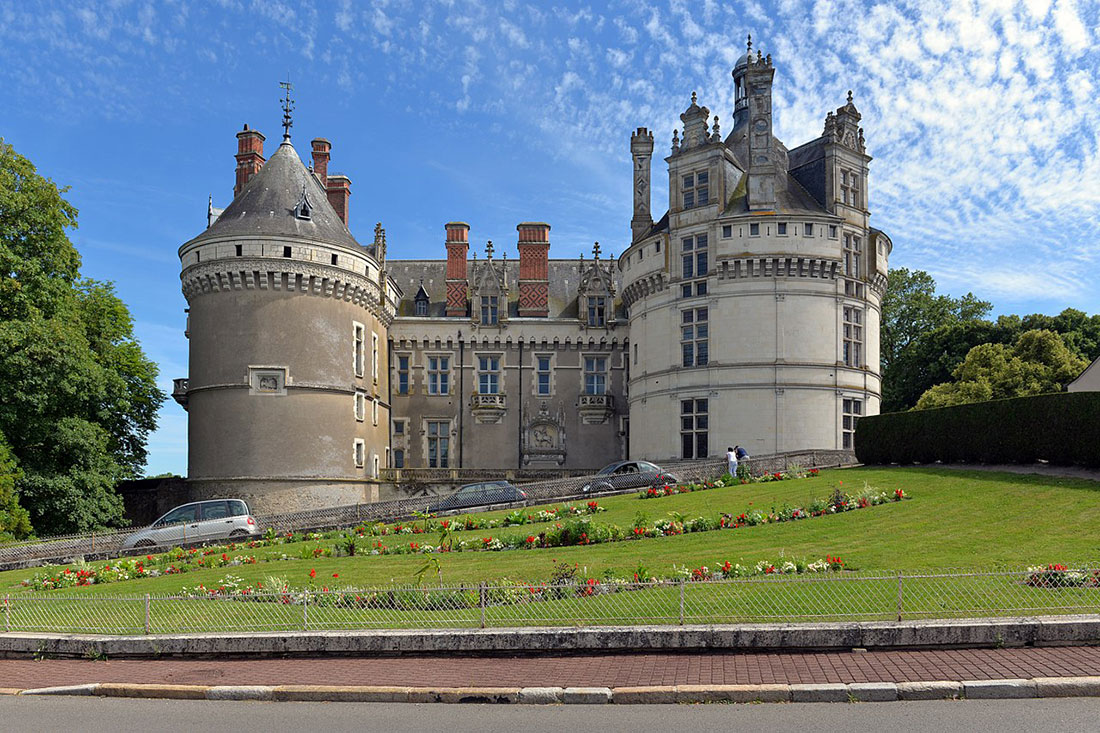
181 258 396 326
718 256 840 281
621 272 669 308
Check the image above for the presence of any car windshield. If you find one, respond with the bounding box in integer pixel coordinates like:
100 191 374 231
158 505 198 525
597 464 621 475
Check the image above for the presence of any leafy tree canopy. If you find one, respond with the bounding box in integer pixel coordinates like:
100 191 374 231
0 139 163 535
0 431 33 541
915 329 1088 410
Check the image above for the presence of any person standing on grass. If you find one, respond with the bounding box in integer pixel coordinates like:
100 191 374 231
727 446 738 478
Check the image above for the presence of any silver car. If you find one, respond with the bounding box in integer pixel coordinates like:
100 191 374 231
122 499 260 549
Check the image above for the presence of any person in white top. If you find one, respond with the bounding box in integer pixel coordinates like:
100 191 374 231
726 446 738 479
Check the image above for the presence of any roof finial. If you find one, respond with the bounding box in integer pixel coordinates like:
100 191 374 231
691 90 697 106
485 240 494 260
847 89 854 104
747 34 752 54
279 78 295 141
592 241 601 260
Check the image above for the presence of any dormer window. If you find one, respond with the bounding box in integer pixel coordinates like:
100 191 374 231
293 187 313 221
587 296 607 327
415 299 428 316
682 170 709 209
480 295 499 325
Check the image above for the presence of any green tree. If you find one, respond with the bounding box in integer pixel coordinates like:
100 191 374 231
0 431 33 541
915 329 1088 409
0 139 163 535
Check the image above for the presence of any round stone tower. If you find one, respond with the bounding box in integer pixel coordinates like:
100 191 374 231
620 40 889 461
178 129 397 512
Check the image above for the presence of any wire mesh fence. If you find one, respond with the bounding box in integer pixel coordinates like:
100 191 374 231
0 450 853 570
4 566 1099 635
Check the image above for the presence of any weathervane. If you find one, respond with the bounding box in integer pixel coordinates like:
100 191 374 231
279 78 295 141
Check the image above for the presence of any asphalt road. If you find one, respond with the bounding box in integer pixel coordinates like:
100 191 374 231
3 696 1100 732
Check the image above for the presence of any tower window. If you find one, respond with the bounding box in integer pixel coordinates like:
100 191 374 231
331 253 338 265
372 398 378 426
480 295 499 325
584 356 607 395
354 439 365 468
842 398 863 449
681 170 709 209
681 307 709 367
415 298 428 316
804 224 814 237
427 421 450 468
722 225 732 238
354 391 366 421
843 306 863 368
371 332 379 381
844 234 863 278
428 355 450 395
777 223 787 235
536 355 552 396
396 355 409 394
393 419 405 435
283 246 293 258
587 296 607 327
680 398 709 459
235 244 243 256
749 223 760 236
353 323 364 377
680 234 708 298
478 355 501 394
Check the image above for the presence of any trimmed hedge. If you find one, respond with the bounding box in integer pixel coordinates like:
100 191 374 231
854 392 1100 468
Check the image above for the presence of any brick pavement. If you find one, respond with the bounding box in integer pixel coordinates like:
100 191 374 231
2 647 1100 691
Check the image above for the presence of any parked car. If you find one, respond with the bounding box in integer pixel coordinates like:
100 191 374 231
122 499 260 549
580 461 679 494
427 481 527 513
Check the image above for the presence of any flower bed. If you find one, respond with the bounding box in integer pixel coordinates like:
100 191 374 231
1025 564 1100 588
641 467 821 498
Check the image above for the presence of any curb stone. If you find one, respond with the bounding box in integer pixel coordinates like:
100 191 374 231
790 683 849 703
205 685 274 701
517 687 563 704
1033 677 1100 697
675 684 789 703
847 682 897 702
962 679 1037 699
612 686 677 704
563 687 611 704
19 683 99 696
272 685 412 703
99 683 208 700
435 687 520 704
896 680 963 700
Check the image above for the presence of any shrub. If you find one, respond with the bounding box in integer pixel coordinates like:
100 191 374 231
855 392 1100 468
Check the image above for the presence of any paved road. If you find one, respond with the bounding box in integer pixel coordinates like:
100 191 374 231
2 696 1100 732
3 647 1100 690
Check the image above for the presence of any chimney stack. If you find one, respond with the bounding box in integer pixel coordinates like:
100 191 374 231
326 174 351 226
444 222 470 317
516 222 550 317
311 138 331 188
234 124 266 197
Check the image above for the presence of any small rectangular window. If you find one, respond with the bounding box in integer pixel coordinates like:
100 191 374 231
777 223 787 235
283 246 292 258
722 225 732 238
584 356 607 395
536 355 551 395
480 295 499 325
331 253 338 265
396 355 409 394
393 419 405 435
393 448 405 468
829 225 838 238
655 241 660 253
804 223 814 237
371 333 379 381
353 324 364 377
354 392 365 421
749 223 759 236
235 244 243 256
428 356 450 395
354 440 365 468
372 398 378 426
478 355 500 394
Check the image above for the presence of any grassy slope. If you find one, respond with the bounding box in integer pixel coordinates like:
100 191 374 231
5 466 1100 596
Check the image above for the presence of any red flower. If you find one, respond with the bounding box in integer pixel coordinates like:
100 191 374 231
309 568 316 578
332 573 339 578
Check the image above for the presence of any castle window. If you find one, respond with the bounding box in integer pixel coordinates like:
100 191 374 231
371 332 379 382
681 307 709 367
331 253 338 265
749 223 759 236
843 234 862 278
722 225 732 238
393 449 405 469
655 240 661 253
354 439 365 468
480 295 499 325
478 355 500 394
842 398 862 449
372 453 380 478
283 246 292 258
681 234 708 299
353 323 365 377
235 244 243 256
536 355 552 396
354 391 366 422
427 356 450 395
682 170 709 209
396 355 409 394
829 225 838 238
427 421 450 468
804 223 814 237
293 192 312 220
840 169 861 208
680 398 709 460
633 343 638 366
843 306 863 368
587 296 607 327
393 419 405 435
584 356 607 395
778 223 787 235
372 398 378 426
415 298 428 316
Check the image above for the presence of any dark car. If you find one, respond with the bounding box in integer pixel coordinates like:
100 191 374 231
580 461 679 494
427 481 527 513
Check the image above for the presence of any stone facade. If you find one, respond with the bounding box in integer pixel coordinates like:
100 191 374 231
175 40 888 512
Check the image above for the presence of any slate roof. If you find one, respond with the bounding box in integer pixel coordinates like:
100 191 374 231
183 140 361 250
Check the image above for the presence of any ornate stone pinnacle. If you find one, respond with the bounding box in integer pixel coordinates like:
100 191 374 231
847 89 854 104
691 91 697 106
747 34 752 53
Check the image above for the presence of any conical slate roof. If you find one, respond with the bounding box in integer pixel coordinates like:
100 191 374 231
184 140 360 250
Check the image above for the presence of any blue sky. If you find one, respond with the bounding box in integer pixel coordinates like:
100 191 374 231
1 0 1098 476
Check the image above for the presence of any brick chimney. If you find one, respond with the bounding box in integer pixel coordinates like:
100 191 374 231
445 222 470 317
311 138 330 188
326 174 351 226
234 124 266 197
516 222 550 317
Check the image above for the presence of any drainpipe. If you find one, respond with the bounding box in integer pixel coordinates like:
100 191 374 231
458 330 465 468
517 340 524 469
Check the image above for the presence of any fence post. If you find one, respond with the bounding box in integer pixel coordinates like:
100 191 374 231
144 594 151 634
679 580 685 625
90 531 95 553
896 571 904 621
3 594 9 632
356 503 361 523
479 582 487 628
303 590 309 631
